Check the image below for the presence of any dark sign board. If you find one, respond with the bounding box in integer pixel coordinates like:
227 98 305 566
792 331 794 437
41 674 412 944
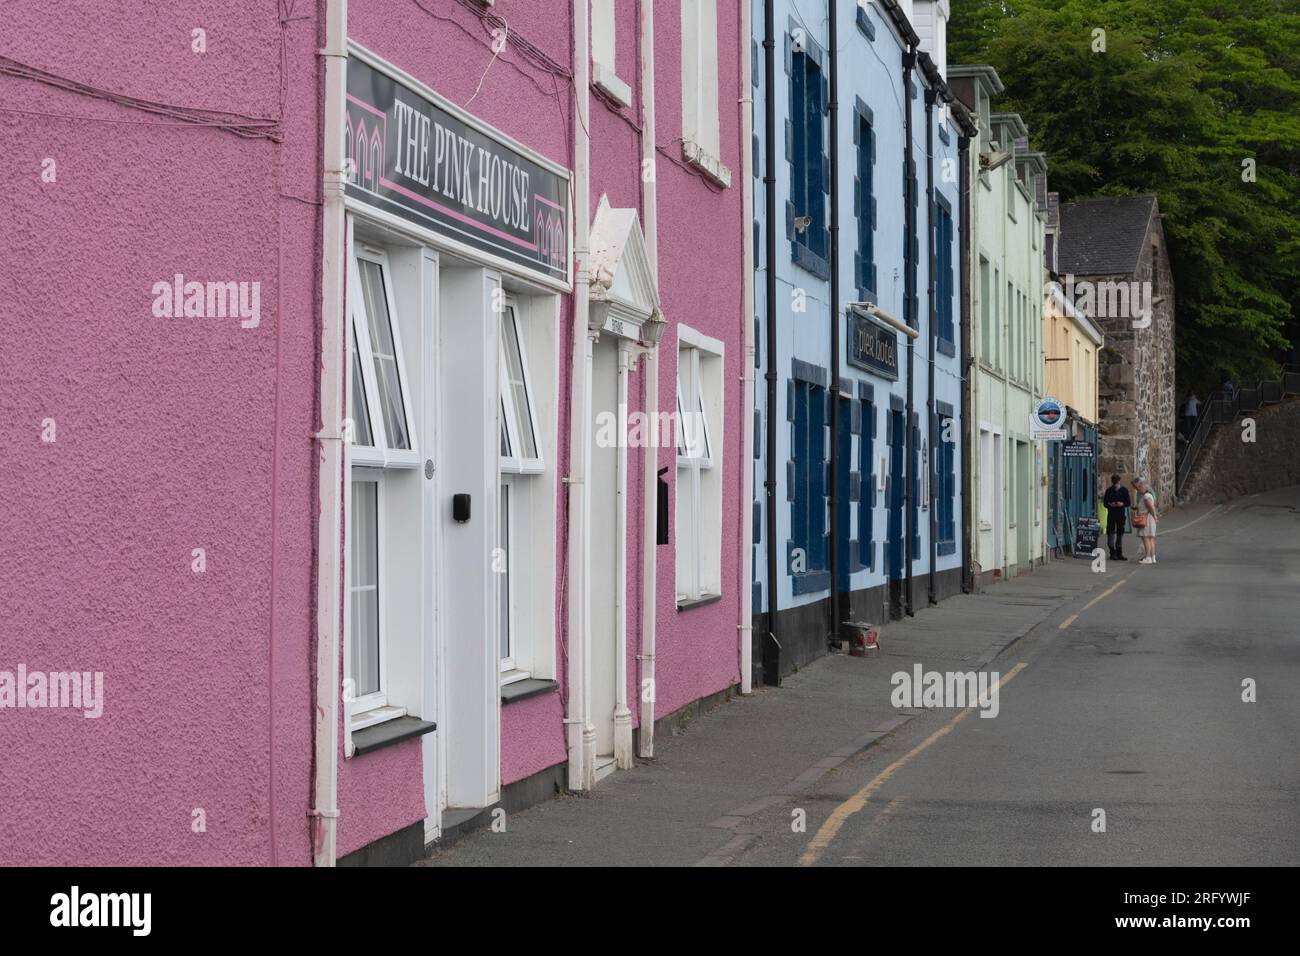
1062 439 1093 458
345 53 570 285
847 309 899 380
1073 516 1102 558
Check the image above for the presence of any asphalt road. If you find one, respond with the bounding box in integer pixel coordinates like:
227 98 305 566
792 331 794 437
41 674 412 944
736 485 1300 866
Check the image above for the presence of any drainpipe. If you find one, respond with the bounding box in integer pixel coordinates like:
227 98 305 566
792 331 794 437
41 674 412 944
762 0 781 686
737 0 756 695
638 0 661 756
959 127 973 593
614 346 632 768
902 50 915 617
827 0 841 646
566 0 593 792
925 87 937 607
310 0 347 868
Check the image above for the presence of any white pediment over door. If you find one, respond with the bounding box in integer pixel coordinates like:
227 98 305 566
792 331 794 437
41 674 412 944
588 195 661 339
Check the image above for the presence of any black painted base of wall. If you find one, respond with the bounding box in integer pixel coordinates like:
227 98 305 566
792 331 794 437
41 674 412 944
338 820 425 868
750 566 970 686
928 565 964 604
638 683 738 747
752 594 833 686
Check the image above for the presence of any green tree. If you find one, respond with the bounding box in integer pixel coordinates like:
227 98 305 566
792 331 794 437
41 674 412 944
951 0 1300 392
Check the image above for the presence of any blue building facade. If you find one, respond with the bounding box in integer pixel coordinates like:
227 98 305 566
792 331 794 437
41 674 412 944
753 0 976 682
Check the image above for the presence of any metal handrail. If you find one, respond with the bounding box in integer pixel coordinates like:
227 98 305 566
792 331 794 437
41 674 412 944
1176 364 1300 494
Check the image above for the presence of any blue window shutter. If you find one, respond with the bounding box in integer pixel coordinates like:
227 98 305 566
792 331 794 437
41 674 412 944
787 380 796 421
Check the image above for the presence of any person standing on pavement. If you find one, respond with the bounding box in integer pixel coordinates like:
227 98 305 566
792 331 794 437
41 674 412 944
1103 474 1130 561
1132 477 1158 564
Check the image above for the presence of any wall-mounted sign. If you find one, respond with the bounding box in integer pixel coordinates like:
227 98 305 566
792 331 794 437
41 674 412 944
345 50 571 286
847 309 899 381
1062 439 1093 458
601 314 638 340
1030 397 1067 440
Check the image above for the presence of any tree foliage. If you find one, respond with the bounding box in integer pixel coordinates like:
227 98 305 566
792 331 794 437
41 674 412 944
950 0 1300 391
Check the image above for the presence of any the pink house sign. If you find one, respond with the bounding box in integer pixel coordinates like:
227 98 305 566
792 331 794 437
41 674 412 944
344 49 571 284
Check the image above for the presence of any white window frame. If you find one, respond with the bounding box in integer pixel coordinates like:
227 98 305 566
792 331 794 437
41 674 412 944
344 241 421 729
498 296 543 682
499 300 544 476
349 246 420 470
680 0 731 187
978 428 995 530
675 325 724 603
345 470 389 721
592 1 632 107
498 476 517 675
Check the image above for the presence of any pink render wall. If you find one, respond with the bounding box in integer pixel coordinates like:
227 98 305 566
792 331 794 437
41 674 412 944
1 0 748 865
1 0 321 865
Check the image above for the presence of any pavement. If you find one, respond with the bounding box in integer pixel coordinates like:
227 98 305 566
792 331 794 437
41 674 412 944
416 486 1300 867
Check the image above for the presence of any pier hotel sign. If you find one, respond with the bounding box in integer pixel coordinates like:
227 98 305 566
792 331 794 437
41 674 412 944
344 49 571 286
848 308 899 381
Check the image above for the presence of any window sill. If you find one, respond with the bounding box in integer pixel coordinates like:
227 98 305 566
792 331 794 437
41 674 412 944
351 714 437 756
676 592 723 612
681 140 732 188
593 63 632 109
350 704 407 731
501 678 559 705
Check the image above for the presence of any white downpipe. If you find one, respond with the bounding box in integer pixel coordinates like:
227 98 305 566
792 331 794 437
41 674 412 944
737 0 755 696
613 345 633 768
637 0 660 758
311 0 348 868
566 0 594 792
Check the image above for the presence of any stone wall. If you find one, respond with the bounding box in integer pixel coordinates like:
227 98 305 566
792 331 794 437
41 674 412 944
1179 397 1300 503
1090 217 1177 505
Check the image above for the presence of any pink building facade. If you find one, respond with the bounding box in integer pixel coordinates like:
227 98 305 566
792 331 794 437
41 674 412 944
2 0 753 866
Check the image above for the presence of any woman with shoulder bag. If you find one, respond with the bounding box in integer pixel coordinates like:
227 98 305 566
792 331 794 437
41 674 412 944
1132 477 1158 564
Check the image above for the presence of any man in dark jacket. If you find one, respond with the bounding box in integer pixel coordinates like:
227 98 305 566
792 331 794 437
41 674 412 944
1103 474 1131 561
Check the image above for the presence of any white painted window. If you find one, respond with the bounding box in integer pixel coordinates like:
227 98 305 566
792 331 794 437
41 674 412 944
675 325 724 603
680 0 731 186
978 429 995 526
498 299 544 681
349 474 383 705
345 243 420 725
592 1 632 107
499 302 543 475
349 249 419 468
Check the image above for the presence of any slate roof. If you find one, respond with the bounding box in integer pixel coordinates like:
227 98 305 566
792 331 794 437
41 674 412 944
1057 194 1157 276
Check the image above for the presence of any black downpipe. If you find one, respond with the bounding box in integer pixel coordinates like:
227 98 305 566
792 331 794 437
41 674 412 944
827 0 841 647
762 0 781 686
902 52 915 617
959 129 974 593
925 88 937 607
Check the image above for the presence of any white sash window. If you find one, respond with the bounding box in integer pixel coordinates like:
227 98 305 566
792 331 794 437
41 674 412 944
498 300 543 680
345 245 419 723
675 326 724 604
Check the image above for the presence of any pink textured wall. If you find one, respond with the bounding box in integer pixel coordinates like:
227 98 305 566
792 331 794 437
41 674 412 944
648 0 746 719
2 0 749 866
1 0 320 865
